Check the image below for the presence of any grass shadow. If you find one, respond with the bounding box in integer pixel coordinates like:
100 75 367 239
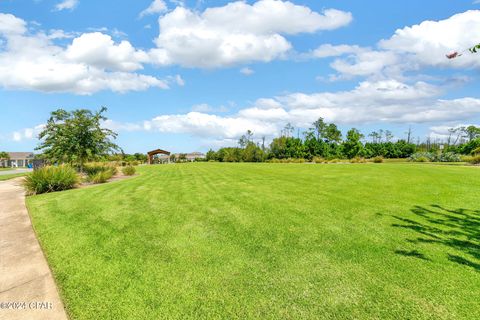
392 205 480 271
394 249 431 261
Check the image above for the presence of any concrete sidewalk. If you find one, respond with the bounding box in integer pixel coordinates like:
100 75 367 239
0 169 32 176
0 178 68 320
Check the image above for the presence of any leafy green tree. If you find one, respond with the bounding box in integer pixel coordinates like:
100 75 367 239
133 153 147 162
269 136 305 159
385 130 394 142
368 131 381 143
36 107 121 171
343 128 364 158
269 136 288 159
324 123 342 143
463 126 480 142
243 142 265 162
458 138 480 155
238 130 253 148
206 149 216 161
312 118 327 140
303 129 324 159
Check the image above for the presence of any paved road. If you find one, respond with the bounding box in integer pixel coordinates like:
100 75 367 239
0 169 32 176
0 178 68 320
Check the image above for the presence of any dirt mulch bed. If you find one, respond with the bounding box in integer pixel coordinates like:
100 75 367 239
78 173 138 189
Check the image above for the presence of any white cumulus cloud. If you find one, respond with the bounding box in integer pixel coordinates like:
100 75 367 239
102 79 480 142
0 13 27 35
240 67 255 76
11 124 45 141
64 32 149 72
314 10 480 80
139 0 168 18
0 14 178 94
149 0 352 67
54 0 79 11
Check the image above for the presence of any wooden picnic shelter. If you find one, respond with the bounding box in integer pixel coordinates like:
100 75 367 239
147 149 171 164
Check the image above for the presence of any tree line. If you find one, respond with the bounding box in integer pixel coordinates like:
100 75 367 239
206 119 480 162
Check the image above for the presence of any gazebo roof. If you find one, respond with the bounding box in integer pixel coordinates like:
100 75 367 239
147 149 171 156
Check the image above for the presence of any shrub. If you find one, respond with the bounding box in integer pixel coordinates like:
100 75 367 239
350 157 366 163
408 152 462 163
312 156 325 163
89 170 113 184
84 162 117 177
24 165 79 195
409 152 434 162
434 152 461 163
109 165 118 176
468 155 480 165
373 156 384 163
122 165 136 176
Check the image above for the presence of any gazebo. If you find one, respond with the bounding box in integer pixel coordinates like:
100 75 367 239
147 149 171 164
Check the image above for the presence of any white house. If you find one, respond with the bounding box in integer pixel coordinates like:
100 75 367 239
0 152 35 168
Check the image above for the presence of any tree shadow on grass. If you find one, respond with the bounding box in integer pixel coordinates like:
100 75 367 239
392 205 480 271
394 249 431 261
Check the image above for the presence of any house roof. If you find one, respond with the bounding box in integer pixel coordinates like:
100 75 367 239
185 152 205 158
7 152 34 159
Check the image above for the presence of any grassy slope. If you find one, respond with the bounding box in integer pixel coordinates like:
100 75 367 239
27 163 480 320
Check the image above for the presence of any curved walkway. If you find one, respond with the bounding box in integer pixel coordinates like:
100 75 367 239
0 178 67 320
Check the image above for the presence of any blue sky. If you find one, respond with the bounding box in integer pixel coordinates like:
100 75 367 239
1 0 479 153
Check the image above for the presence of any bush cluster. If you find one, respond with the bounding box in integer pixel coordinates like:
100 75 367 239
350 157 367 163
467 155 480 164
23 165 79 195
89 171 113 184
409 152 462 163
268 158 307 163
122 165 136 176
312 157 326 163
84 162 117 183
372 156 384 163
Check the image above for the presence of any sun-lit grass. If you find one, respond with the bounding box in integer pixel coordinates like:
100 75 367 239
0 172 28 181
27 163 480 319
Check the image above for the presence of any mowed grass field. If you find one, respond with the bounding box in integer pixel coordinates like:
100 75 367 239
27 163 480 319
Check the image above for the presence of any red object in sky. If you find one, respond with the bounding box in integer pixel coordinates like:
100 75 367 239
446 52 460 59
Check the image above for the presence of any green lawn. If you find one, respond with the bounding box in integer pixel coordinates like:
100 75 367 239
0 172 28 181
27 163 480 319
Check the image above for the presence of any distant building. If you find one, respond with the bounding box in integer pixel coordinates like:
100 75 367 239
185 152 206 162
0 152 35 168
150 152 206 164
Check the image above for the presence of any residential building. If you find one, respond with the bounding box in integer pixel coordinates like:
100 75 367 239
0 152 35 168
